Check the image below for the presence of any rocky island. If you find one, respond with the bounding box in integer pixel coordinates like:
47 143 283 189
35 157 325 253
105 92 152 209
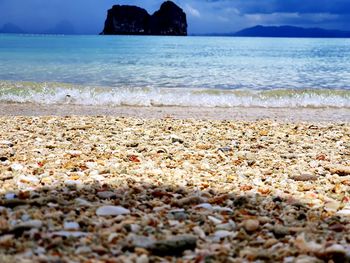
101 1 187 36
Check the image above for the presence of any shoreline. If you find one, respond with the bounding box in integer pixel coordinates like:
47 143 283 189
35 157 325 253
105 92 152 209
0 103 349 122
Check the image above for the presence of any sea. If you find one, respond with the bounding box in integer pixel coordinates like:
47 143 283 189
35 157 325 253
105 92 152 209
0 34 350 108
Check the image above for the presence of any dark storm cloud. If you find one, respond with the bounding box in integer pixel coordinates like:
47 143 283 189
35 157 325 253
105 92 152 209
182 0 350 33
251 0 349 15
0 0 349 34
205 0 350 14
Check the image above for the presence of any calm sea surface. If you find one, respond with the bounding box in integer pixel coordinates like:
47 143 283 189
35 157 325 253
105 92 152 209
0 34 350 107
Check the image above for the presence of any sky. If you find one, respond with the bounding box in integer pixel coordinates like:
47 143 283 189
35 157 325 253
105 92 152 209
0 0 349 34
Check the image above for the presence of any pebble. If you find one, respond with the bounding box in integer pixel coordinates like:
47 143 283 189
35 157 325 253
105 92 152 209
272 225 290 238
168 209 187 220
149 235 197 256
173 196 205 207
130 224 141 232
97 191 116 199
294 234 323 253
75 246 92 254
64 180 81 188
51 231 88 238
4 193 16 200
324 200 340 212
96 205 130 216
0 140 13 146
213 206 234 213
74 198 92 207
325 164 350 176
108 233 119 243
0 234 14 248
290 174 318 181
21 214 30 221
67 150 82 156
136 254 149 263
1 199 28 208
336 208 350 217
64 222 80 230
90 173 105 182
17 175 39 184
294 255 323 263
194 203 213 210
213 230 235 241
11 163 23 171
216 220 236 231
208 216 222 225
128 234 155 249
218 146 232 152
168 220 180 227
153 205 170 212
10 220 43 236
34 246 46 255
14 220 43 230
243 219 260 232
324 244 346 255
193 226 206 239
264 238 278 248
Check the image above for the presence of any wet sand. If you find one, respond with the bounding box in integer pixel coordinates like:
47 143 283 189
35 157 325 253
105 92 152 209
0 102 349 122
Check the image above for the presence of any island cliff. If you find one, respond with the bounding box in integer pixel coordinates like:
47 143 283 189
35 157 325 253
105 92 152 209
101 1 187 36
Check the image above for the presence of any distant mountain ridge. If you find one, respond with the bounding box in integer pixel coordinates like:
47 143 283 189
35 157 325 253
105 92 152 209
0 21 76 35
233 25 350 38
0 23 25 34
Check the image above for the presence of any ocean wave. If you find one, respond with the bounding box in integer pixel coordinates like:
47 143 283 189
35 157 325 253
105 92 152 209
0 81 349 108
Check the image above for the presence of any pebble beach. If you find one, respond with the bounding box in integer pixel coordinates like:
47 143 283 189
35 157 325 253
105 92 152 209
1 11 350 263
0 114 350 262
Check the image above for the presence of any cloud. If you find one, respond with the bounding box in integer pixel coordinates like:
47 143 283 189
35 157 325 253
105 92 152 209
243 12 342 28
191 0 350 32
204 0 350 15
0 0 117 34
185 4 201 18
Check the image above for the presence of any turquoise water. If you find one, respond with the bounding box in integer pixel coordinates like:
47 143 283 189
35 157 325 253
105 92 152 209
0 34 350 107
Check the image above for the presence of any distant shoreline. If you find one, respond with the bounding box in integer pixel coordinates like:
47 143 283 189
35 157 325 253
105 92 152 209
2 33 350 39
3 24 350 38
191 34 350 39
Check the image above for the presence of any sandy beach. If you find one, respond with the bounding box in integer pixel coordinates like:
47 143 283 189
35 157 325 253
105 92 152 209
0 110 349 262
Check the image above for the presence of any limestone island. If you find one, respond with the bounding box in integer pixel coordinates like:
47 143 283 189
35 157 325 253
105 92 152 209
101 1 187 36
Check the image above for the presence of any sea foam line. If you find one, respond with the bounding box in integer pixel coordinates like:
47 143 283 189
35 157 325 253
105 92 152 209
0 81 349 108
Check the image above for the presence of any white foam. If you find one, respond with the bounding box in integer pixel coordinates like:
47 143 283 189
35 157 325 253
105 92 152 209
0 82 349 108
